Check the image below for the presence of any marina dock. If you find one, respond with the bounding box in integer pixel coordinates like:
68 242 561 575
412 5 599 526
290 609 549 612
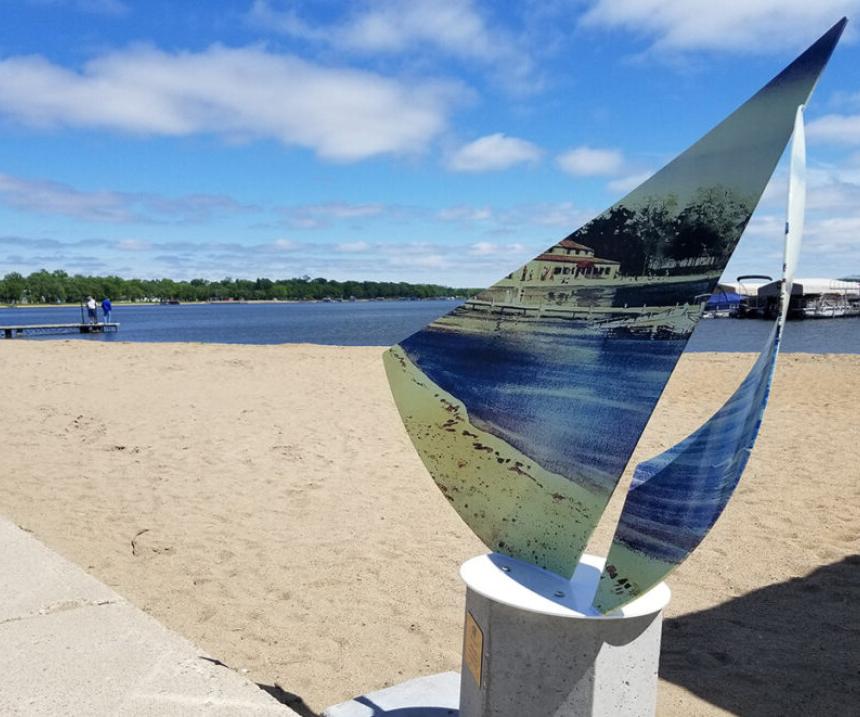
1 322 119 339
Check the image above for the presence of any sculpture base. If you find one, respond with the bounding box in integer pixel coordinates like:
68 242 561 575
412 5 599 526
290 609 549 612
459 553 670 717
323 553 670 717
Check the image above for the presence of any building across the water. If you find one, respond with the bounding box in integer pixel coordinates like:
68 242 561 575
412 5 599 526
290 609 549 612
470 236 722 316
433 236 713 336
512 239 621 284
474 239 622 307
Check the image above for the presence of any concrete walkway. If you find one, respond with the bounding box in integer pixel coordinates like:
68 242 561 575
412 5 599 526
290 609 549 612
0 517 298 716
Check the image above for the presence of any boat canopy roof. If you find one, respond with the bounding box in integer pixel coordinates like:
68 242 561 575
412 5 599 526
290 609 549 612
717 281 768 296
758 277 860 296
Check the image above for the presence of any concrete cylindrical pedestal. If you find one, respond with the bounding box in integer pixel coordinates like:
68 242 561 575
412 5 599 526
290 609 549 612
459 553 670 717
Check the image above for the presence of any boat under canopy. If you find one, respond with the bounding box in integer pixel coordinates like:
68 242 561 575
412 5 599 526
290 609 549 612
758 277 860 318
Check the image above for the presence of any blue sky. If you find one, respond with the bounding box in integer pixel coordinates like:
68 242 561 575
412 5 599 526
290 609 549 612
0 0 858 286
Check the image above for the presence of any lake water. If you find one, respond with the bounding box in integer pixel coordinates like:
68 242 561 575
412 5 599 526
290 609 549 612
0 300 858 353
402 323 686 493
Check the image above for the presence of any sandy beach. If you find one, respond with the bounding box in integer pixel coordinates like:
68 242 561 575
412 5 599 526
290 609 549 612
0 340 857 716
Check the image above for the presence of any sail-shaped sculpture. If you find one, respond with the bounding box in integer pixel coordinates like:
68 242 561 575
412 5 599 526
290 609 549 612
384 20 845 579
593 105 809 613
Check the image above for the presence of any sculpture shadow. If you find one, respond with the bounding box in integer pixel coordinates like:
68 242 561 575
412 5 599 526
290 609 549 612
661 555 860 716
257 682 321 717
351 696 457 716
197 657 321 716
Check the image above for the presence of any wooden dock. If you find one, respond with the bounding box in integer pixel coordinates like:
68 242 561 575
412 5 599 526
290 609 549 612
1 323 119 339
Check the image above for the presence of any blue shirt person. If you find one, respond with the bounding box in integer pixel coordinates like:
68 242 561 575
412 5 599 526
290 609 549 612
101 297 112 323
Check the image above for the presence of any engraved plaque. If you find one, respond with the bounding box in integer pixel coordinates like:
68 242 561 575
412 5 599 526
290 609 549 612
463 611 484 686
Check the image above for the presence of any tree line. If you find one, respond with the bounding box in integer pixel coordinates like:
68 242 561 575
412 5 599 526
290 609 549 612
0 270 480 304
571 186 753 276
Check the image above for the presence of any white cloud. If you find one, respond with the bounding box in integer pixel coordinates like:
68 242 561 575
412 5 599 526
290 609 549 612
116 239 152 251
468 241 528 256
469 241 497 256
758 162 860 213
0 172 252 223
806 166 860 210
557 146 624 176
827 90 860 111
249 0 538 93
387 253 448 269
511 202 589 229
0 45 463 161
327 204 384 218
436 201 589 233
726 154 860 279
607 170 655 193
437 205 493 222
336 241 370 253
447 133 542 172
805 214 860 259
281 202 386 229
580 0 857 54
807 114 860 145
269 0 496 57
0 172 130 221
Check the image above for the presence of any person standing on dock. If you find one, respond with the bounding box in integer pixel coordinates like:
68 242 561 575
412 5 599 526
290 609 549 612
101 297 112 324
86 296 97 324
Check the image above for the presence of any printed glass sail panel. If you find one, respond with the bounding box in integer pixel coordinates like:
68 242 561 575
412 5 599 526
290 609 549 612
593 104 810 613
384 20 846 578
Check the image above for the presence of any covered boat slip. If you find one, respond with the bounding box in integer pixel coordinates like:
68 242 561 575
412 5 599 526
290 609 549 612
717 277 860 319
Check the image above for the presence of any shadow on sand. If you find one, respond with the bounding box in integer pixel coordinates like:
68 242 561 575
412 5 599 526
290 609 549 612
205 558 859 716
197 656 321 716
257 682 321 717
661 555 860 716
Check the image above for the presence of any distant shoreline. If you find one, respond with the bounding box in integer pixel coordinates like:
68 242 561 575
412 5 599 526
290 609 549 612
2 302 857 353
3 296 464 309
